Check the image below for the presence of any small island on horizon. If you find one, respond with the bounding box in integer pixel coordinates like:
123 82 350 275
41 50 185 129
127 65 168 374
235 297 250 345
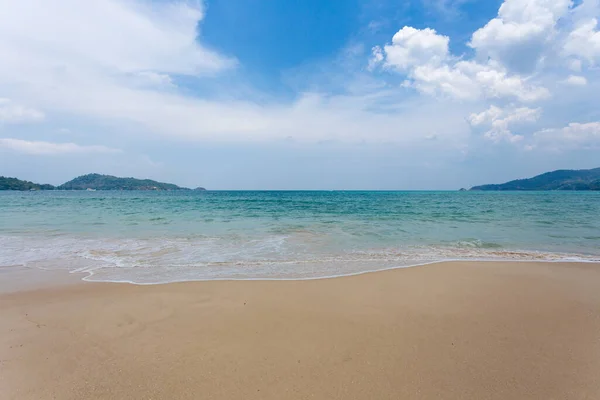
470 167 600 191
0 173 206 191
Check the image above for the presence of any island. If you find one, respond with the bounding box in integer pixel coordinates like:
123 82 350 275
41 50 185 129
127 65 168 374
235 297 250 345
470 167 600 191
0 176 55 191
59 174 190 191
1 173 205 191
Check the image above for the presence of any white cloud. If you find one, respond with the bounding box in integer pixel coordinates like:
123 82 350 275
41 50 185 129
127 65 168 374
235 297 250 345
468 63 550 102
0 98 44 123
0 0 234 77
0 0 274 142
474 105 542 127
373 26 550 102
469 105 542 143
368 46 385 71
383 27 450 70
562 75 588 85
563 18 600 64
407 63 481 99
0 138 121 155
533 121 600 149
469 0 572 72
468 105 505 127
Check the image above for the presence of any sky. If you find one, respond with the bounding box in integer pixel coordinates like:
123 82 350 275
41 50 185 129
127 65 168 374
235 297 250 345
0 0 599 190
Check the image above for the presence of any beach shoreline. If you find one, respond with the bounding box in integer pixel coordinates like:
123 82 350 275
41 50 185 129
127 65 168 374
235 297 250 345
2 261 600 399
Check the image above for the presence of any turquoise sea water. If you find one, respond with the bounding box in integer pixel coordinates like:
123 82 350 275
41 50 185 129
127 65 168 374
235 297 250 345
1 191 599 283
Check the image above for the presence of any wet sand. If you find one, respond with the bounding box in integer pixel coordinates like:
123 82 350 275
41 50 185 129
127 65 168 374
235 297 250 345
2 261 600 399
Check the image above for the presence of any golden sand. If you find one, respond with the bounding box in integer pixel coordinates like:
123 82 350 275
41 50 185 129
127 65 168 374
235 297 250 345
2 261 600 399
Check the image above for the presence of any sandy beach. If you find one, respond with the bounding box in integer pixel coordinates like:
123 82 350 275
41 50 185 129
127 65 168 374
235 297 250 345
2 261 600 399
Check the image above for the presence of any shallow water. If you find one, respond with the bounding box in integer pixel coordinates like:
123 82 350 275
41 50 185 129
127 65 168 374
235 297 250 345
1 191 599 283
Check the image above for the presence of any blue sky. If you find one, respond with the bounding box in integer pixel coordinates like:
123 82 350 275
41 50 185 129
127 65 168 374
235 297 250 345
0 0 599 189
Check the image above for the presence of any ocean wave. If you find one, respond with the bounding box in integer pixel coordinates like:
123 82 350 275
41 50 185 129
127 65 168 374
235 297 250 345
1 234 598 285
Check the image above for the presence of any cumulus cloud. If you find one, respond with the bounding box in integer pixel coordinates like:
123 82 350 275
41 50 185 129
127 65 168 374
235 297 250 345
371 26 550 102
0 138 121 155
469 105 542 143
468 105 505 127
383 27 450 70
469 0 572 72
563 18 600 64
417 60 549 101
0 99 44 123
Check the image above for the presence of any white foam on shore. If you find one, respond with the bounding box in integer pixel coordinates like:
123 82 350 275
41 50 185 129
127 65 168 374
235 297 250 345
1 234 599 285
74 258 600 286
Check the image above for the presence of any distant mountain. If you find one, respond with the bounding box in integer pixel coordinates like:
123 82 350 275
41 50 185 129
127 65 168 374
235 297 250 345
58 174 190 191
0 176 55 191
470 168 600 191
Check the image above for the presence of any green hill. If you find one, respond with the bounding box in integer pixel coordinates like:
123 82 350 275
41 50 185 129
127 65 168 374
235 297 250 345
58 174 190 191
470 168 600 191
0 176 55 191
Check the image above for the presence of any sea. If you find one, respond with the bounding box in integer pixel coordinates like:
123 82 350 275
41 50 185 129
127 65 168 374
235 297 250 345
1 190 599 284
